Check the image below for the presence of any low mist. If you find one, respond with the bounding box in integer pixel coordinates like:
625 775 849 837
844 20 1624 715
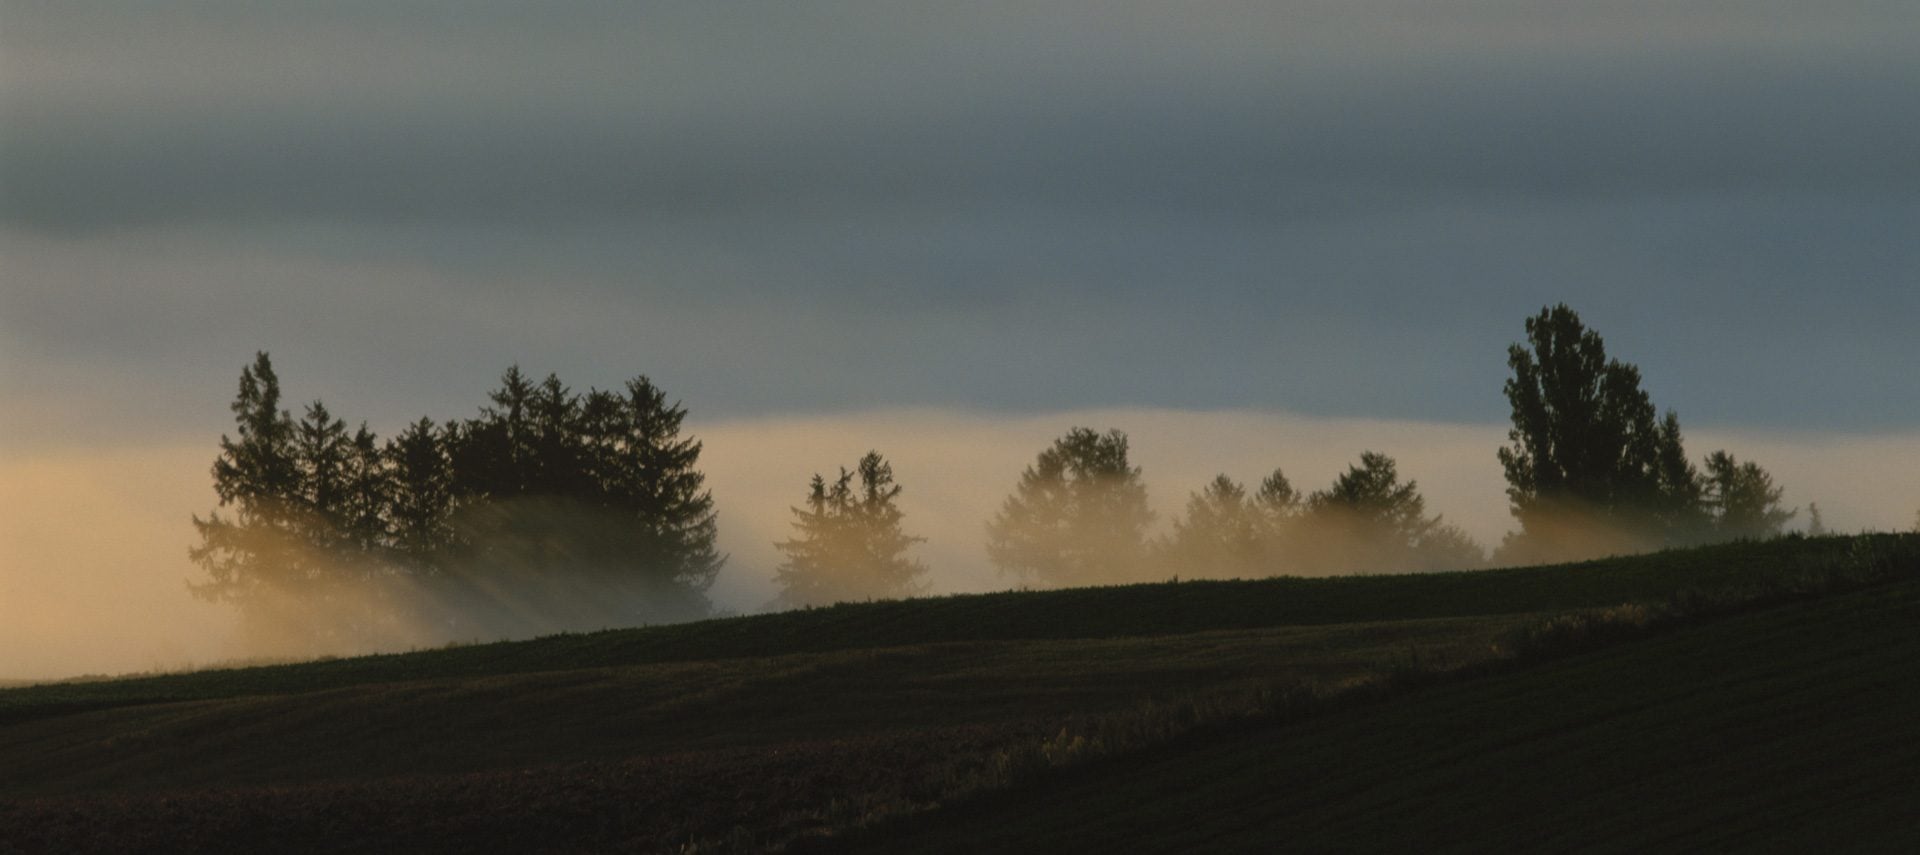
6 410 1919 682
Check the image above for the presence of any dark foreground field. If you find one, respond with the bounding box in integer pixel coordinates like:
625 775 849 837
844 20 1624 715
2 535 1915 853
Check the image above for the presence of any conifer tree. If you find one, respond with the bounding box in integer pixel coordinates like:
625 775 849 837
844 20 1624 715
295 400 353 552
1304 452 1482 573
342 424 391 556
387 417 456 563
192 352 302 598
1161 475 1266 579
440 370 723 626
774 451 927 606
601 376 725 606
1703 451 1795 540
197 358 725 640
447 365 540 500
1252 468 1304 570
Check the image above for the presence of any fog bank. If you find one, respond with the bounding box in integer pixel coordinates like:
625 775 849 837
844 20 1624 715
6 410 1918 681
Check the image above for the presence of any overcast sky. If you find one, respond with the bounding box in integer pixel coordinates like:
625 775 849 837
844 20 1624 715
5 0 1918 443
4 3 1919 673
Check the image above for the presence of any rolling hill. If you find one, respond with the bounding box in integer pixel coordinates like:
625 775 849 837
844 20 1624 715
1 534 1913 852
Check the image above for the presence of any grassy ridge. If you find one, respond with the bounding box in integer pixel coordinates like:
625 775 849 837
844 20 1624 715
842 576 1920 852
0 617 1521 799
3 535 1913 852
0 616 1534 852
0 536 1864 722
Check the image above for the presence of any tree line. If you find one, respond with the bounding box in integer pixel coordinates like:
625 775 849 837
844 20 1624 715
193 305 1805 643
775 304 1802 597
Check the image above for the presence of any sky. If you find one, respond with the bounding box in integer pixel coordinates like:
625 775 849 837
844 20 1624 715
3 2 1918 677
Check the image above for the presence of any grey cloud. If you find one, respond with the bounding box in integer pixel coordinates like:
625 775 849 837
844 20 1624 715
3 1 1917 440
5 59 1918 232
4 2 1918 231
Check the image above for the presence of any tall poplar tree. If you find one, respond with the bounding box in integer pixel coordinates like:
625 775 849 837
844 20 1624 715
1497 305 1702 561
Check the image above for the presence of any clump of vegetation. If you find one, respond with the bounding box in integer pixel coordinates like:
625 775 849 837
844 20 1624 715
191 354 723 654
1156 453 1485 580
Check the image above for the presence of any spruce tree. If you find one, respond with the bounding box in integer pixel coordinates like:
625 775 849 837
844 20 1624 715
602 376 725 610
387 417 456 563
295 400 353 553
774 451 928 606
1304 452 1481 573
440 370 723 628
448 365 539 500
1703 451 1795 540
190 353 314 638
192 352 299 595
1161 475 1266 579
342 424 391 557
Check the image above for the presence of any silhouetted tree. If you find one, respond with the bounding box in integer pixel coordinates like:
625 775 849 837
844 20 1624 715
594 376 725 604
446 366 540 501
1252 468 1304 565
1301 451 1481 573
343 425 390 555
987 428 1153 587
439 370 723 629
1654 413 1711 540
198 357 727 646
191 354 397 649
1497 305 1704 561
295 400 353 553
191 353 305 610
774 451 928 606
1160 475 1266 579
387 417 456 564
1703 451 1794 540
